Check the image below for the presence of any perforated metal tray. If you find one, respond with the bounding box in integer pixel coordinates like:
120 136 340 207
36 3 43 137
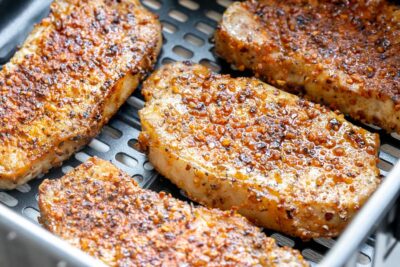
0 1 399 267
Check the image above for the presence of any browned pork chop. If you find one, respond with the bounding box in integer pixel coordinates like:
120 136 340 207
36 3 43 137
139 62 380 239
215 0 400 133
0 0 162 189
38 157 308 267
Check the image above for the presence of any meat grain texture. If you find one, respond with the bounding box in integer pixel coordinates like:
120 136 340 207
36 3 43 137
0 0 162 189
139 62 380 239
215 0 400 133
39 157 308 267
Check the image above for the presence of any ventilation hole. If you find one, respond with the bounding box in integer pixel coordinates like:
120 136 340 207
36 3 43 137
302 249 323 263
16 184 31 193
133 175 144 183
23 207 39 222
184 33 205 47
391 133 400 140
200 59 221 72
168 10 188 23
127 96 145 110
217 0 233 7
378 159 393 172
128 139 145 153
88 139 110 153
62 165 74 174
270 233 295 247
162 21 177 34
162 57 176 65
101 125 122 139
205 10 222 22
0 192 18 207
379 151 397 165
362 122 381 130
144 161 154 171
381 144 400 158
313 237 335 248
358 252 371 265
173 45 193 59
116 153 138 168
75 152 91 163
196 22 214 36
142 0 161 10
178 0 199 10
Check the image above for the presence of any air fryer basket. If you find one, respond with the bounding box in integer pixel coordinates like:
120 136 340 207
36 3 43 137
0 0 399 266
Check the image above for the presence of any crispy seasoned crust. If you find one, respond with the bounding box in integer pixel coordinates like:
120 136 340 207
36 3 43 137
139 62 380 239
215 0 400 133
38 157 308 267
0 0 162 189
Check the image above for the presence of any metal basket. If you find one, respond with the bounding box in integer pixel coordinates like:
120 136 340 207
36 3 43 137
0 0 399 266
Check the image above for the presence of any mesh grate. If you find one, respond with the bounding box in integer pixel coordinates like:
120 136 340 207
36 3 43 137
1 0 400 266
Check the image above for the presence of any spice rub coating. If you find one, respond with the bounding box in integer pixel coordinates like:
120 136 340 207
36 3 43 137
215 0 400 133
0 0 162 189
139 62 380 239
39 157 308 267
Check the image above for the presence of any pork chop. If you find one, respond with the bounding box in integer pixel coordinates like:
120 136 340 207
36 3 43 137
0 0 162 189
215 0 400 133
139 62 380 239
39 157 308 267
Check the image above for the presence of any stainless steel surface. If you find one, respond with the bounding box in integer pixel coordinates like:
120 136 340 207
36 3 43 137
0 0 399 266
0 203 105 267
321 161 400 267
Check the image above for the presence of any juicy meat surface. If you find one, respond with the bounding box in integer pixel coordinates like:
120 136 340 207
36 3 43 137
0 0 162 189
139 62 380 239
38 157 308 267
215 0 400 133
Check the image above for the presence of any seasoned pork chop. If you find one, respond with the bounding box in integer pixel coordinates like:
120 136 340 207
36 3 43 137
139 62 380 239
215 0 400 133
0 0 162 189
39 157 308 267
